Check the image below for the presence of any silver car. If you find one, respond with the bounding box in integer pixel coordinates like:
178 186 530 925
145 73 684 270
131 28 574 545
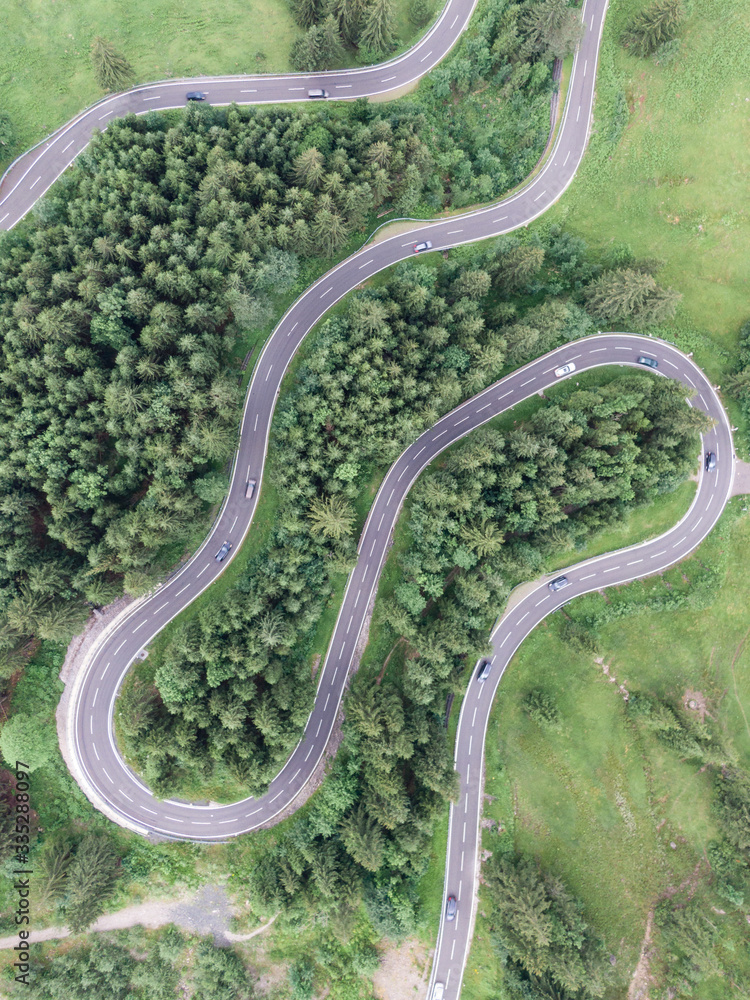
215 541 232 562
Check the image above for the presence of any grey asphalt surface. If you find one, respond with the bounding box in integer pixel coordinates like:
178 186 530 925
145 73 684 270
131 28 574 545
64 0 613 847
427 338 733 1000
41 0 611 840
1 0 736 996
0 0 484 229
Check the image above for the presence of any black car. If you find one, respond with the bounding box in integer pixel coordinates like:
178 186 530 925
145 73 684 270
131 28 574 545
548 575 570 592
445 895 457 921
215 541 232 562
477 659 492 682
636 356 659 369
186 91 206 101
705 451 716 471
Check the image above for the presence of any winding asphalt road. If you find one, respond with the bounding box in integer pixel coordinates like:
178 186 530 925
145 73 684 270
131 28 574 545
0 0 487 229
47 0 614 840
427 339 733 1000
1 0 736 996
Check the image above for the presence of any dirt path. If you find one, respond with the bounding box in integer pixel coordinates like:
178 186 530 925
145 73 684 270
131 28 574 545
628 910 654 1000
0 886 276 950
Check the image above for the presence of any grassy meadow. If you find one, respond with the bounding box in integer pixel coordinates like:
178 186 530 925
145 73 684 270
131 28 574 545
1 0 427 168
461 499 750 1000
546 0 750 344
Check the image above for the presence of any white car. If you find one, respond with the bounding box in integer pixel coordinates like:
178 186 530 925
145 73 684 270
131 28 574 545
432 985 445 1000
554 362 576 377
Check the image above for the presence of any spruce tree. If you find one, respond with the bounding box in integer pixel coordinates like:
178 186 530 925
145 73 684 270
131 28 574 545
624 0 684 57
90 36 134 92
64 835 121 932
359 0 396 55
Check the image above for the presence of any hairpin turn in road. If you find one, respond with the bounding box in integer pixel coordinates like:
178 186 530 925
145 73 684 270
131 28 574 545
2 1 735 997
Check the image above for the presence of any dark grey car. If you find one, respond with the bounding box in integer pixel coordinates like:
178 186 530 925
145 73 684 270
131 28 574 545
548 575 570 592
636 356 659 369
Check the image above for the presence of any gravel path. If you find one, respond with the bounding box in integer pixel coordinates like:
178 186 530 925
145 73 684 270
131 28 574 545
0 886 276 949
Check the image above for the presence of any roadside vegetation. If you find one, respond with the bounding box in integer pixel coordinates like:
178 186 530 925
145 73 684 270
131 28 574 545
463 500 750 1000
0 925 256 998
0 0 433 169
544 0 750 346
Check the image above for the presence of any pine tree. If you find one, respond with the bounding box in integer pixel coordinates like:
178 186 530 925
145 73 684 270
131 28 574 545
90 36 134 92
328 0 368 45
307 494 355 539
520 0 583 61
495 244 545 291
293 147 326 190
339 804 385 871
290 17 344 70
64 836 121 932
359 0 395 55
290 0 325 29
584 268 681 325
624 0 684 57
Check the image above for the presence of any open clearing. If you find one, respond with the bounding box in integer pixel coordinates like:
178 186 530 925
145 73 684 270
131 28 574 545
2 0 425 167
546 0 750 343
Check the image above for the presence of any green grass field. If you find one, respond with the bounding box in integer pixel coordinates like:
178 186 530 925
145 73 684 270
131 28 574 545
1 0 428 169
461 500 750 1000
546 0 750 344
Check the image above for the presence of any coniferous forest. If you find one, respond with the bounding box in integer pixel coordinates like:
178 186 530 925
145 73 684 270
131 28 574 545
3 2 744 994
0 0 573 675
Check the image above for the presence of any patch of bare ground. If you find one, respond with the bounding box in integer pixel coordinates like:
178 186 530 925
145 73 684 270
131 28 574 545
373 937 431 1000
628 910 654 1000
311 653 321 681
682 688 709 723
0 888 277 950
593 656 630 701
237 930 291 998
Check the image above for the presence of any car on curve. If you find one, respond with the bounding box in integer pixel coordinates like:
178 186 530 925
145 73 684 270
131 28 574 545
477 659 492 681
186 91 207 101
413 241 433 254
554 363 576 377
215 541 232 562
636 356 659 369
246 478 257 499
705 452 716 471
548 575 570 592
